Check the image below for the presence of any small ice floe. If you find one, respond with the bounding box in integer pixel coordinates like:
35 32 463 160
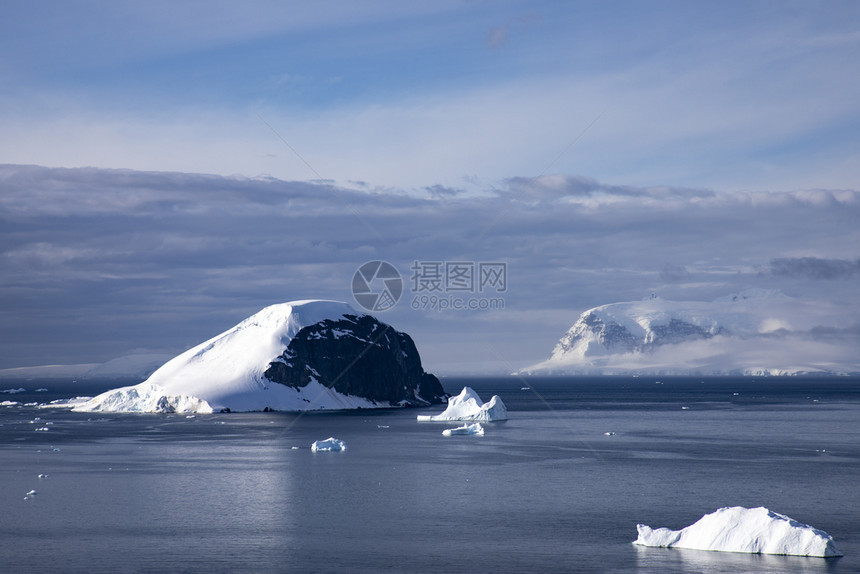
34 427 50 432
1 400 18 407
35 388 48 392
681 406 690 410
733 392 740 396
290 446 300 450
311 437 347 452
604 431 616 436
26 490 37 496
377 425 390 429
521 387 531 391
38 473 48 479
633 506 842 557
51 447 61 452
1 388 26 394
442 422 484 437
185 415 195 419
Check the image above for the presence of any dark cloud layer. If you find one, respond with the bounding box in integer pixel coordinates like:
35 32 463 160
771 257 860 280
1 164 859 372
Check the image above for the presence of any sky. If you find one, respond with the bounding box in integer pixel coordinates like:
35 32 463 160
1 1 859 374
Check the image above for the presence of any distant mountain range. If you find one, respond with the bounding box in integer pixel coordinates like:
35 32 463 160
521 289 860 376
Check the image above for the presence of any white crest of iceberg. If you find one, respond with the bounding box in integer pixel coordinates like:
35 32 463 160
311 437 347 452
417 387 507 422
633 506 842 557
442 422 485 436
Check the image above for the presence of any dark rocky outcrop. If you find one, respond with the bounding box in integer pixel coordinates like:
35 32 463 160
263 314 445 406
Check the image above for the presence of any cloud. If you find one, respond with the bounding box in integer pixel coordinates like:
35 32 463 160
2 4 860 195
770 257 860 280
487 25 509 49
1 164 858 372
659 264 691 283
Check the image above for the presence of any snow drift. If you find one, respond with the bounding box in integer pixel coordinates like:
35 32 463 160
74 300 444 413
417 387 507 422
633 506 842 557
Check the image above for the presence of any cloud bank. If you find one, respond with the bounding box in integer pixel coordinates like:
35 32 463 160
1 164 858 373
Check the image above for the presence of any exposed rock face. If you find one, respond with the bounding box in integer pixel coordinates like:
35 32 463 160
264 314 445 406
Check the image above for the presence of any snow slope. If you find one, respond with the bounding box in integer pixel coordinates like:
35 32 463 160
523 290 860 376
634 506 842 557
417 387 507 422
74 300 409 413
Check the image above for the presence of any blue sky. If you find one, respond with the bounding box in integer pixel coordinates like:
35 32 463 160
1 2 859 373
3 1 859 192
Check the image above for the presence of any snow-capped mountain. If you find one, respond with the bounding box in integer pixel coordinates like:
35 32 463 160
522 290 860 376
75 300 445 413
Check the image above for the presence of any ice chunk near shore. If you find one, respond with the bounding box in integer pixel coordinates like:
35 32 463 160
442 422 484 436
311 437 347 452
633 506 842 557
72 382 213 414
417 387 507 422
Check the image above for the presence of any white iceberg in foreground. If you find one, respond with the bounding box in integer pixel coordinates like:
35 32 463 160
417 387 507 422
442 422 485 436
634 506 842 557
311 437 347 452
73 383 214 414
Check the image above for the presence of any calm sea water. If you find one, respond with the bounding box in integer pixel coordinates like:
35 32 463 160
1 376 858 573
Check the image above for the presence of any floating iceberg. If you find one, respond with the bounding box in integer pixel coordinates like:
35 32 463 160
442 422 484 436
73 382 213 414
311 437 347 452
633 506 842 557
417 387 507 422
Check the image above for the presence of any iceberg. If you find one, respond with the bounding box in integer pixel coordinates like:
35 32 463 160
311 437 347 452
417 386 507 422
442 422 484 436
633 506 842 557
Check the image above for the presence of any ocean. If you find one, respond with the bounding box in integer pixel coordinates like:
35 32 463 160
1 376 858 573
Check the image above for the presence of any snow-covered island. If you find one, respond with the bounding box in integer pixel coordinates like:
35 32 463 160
634 506 842 557
417 387 507 422
521 289 860 376
73 300 445 414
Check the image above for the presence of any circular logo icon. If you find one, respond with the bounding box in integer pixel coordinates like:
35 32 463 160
352 260 403 312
